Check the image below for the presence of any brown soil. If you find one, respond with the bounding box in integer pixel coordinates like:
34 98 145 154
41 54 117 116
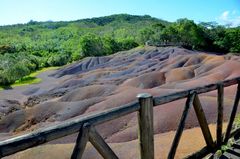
1 46 240 158
5 124 227 159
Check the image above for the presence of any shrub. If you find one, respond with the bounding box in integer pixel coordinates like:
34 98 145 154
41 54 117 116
0 63 30 85
80 34 106 57
0 45 16 54
47 53 70 66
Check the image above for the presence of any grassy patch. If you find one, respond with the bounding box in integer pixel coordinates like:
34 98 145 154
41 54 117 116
0 66 59 89
12 76 42 87
210 114 240 157
233 113 240 129
28 66 60 77
0 85 12 90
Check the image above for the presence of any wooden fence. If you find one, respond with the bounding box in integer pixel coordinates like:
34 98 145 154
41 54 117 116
1 77 240 159
145 41 188 48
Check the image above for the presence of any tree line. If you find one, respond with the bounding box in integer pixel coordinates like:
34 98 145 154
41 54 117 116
0 14 239 85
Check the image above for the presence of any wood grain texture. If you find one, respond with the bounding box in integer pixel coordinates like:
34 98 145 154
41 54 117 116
0 77 240 158
217 84 224 147
224 83 240 143
89 126 118 159
168 92 195 159
71 123 90 159
137 93 154 159
193 94 215 149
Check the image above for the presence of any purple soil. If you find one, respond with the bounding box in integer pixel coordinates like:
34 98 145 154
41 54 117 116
0 46 240 146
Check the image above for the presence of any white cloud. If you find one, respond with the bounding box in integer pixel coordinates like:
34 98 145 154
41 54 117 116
218 10 240 27
220 11 229 21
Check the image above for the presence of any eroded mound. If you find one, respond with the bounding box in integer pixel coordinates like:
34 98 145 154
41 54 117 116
1 46 240 146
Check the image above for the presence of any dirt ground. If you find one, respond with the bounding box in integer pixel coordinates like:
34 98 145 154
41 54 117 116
5 124 227 159
1 46 240 158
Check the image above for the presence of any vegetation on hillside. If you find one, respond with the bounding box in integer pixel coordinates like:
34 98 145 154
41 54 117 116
0 14 239 85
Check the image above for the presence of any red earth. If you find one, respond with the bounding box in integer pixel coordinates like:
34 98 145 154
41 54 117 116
1 46 240 158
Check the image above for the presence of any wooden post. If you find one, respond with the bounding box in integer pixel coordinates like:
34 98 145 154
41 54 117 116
183 146 210 159
217 84 224 147
168 92 195 159
89 126 118 159
193 95 215 149
137 93 154 159
71 123 90 159
224 82 240 143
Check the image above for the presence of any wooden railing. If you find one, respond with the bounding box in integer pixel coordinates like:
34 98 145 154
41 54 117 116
145 41 188 48
1 77 240 159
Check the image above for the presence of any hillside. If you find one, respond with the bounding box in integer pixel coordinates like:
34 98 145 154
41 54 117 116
0 14 240 86
0 14 168 85
1 46 240 158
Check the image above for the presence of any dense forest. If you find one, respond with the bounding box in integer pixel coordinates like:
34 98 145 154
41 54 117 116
0 14 239 85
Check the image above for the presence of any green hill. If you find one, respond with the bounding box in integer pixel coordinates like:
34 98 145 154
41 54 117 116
0 14 239 85
0 14 168 85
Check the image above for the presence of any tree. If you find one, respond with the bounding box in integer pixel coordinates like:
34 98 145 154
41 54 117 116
139 28 154 44
102 36 119 55
80 34 106 57
0 63 30 85
174 18 206 49
222 28 240 53
117 38 138 50
157 25 180 44
0 45 16 54
47 53 70 66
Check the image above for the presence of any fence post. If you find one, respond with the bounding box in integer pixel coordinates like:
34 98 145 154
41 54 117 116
224 82 240 143
71 123 90 159
217 84 224 147
137 93 154 159
89 126 118 159
193 94 215 149
168 92 196 159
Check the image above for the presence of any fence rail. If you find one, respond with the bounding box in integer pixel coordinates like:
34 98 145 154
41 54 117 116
1 76 240 159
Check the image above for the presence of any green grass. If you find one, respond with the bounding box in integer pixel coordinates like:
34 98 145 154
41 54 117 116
233 113 240 129
0 66 59 90
213 113 240 157
12 76 42 87
28 66 60 77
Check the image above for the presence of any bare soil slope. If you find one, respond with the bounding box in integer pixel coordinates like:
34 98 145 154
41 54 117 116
1 46 240 158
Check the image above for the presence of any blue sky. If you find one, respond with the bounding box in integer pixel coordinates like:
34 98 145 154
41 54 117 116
0 0 239 26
